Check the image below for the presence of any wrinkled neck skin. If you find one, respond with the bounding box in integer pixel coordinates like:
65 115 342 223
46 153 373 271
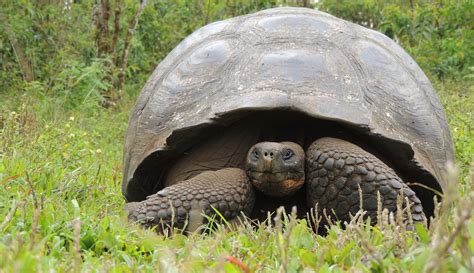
245 141 305 197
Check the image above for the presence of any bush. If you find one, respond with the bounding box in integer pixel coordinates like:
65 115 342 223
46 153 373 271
318 0 474 78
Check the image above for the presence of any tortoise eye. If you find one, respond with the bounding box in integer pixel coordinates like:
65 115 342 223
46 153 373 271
253 149 259 159
283 149 294 160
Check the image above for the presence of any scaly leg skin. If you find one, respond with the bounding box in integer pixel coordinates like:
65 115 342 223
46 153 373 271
306 137 426 226
124 168 255 233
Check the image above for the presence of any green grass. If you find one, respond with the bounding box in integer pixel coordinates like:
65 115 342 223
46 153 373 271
0 76 473 272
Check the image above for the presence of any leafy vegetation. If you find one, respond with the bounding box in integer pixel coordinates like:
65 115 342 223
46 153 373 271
0 0 472 272
320 0 473 78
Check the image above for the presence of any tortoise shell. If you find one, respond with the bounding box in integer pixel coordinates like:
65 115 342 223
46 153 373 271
122 8 453 206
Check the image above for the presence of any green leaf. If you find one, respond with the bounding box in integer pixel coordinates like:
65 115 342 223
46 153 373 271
415 223 429 244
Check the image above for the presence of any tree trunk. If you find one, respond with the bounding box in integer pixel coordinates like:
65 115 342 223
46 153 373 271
116 0 147 95
111 0 121 60
92 0 146 107
94 0 112 58
0 12 34 82
297 0 310 7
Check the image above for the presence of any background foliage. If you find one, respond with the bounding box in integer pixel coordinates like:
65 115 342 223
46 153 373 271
1 0 472 105
0 0 473 272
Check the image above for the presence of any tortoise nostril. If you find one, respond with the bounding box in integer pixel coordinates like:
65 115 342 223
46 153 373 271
263 151 274 159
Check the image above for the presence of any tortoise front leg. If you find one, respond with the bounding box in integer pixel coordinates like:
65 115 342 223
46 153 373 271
124 168 255 233
305 137 426 225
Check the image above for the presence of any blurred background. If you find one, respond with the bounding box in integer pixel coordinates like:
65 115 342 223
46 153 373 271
1 0 472 106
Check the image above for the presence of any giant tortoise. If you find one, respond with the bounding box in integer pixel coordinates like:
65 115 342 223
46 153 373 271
123 8 454 232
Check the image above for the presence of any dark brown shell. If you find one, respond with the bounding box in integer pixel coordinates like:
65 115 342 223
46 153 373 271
122 8 453 202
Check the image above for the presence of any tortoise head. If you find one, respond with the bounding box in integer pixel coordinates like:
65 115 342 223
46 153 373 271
245 141 305 197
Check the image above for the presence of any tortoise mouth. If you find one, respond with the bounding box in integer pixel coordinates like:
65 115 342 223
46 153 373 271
252 178 305 197
247 170 304 182
249 170 292 174
247 169 305 197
